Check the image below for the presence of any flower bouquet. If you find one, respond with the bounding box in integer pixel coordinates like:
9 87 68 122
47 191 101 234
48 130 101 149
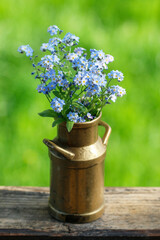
18 25 126 132
18 25 126 223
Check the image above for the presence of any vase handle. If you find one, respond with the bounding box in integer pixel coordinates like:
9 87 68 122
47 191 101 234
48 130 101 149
98 120 111 145
43 139 75 160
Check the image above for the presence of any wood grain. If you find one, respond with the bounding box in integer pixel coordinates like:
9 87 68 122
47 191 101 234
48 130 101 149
0 186 159 239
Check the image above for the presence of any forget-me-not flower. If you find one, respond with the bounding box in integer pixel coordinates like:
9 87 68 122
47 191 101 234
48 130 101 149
18 45 33 57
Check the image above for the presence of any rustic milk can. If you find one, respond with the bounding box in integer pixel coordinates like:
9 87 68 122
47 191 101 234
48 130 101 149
43 113 111 223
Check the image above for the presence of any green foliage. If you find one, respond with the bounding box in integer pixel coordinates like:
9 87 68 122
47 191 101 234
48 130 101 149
38 109 57 118
52 91 62 99
66 121 74 132
52 118 64 127
71 102 88 114
0 0 160 187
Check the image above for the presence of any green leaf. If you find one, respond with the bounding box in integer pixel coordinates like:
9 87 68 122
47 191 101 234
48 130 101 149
63 103 70 111
38 109 57 118
52 91 62 98
66 121 74 132
52 118 64 127
72 102 88 113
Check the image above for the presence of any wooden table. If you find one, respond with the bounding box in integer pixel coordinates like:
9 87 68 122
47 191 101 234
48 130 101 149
0 186 159 239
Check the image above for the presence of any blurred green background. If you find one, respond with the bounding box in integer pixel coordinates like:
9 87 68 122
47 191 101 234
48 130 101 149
0 0 160 187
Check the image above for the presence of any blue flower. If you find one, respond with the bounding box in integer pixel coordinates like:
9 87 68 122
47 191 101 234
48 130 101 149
51 54 60 64
74 47 86 56
72 58 81 69
88 61 95 70
62 32 79 46
108 70 114 79
51 97 65 113
40 42 57 54
109 94 117 102
78 57 88 71
90 49 105 60
73 71 87 86
97 50 105 60
40 43 49 52
49 37 62 46
108 70 124 82
38 55 53 69
106 85 126 102
66 53 79 62
104 54 114 64
46 81 57 91
92 75 101 85
37 82 57 94
87 113 93 119
67 111 79 122
116 71 124 82
77 116 86 122
44 69 56 80
94 61 103 70
47 45 56 54
116 86 126 96
90 49 97 59
73 74 82 86
89 50 113 70
37 83 48 94
57 70 64 81
83 71 91 81
38 54 59 69
39 73 48 82
58 78 69 89
18 45 33 57
86 84 101 97
98 74 107 87
111 85 126 97
91 74 107 87
47 25 62 36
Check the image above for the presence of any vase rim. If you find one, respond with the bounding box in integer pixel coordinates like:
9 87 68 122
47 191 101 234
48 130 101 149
60 112 102 129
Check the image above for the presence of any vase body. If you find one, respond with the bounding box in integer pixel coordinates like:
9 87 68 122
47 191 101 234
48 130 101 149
44 114 111 223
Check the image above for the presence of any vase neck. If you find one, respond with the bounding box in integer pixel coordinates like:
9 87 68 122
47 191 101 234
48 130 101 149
57 122 99 147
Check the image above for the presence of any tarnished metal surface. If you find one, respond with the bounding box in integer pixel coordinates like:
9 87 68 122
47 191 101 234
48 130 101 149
44 114 111 223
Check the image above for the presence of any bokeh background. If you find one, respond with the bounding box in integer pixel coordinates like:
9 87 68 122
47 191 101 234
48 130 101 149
0 0 160 186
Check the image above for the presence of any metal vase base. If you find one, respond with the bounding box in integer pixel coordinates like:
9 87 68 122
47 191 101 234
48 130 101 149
48 201 105 223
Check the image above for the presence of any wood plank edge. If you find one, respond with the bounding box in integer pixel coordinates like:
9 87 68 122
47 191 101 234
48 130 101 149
0 229 159 237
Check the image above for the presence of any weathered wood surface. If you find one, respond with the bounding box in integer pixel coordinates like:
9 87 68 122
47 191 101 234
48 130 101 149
0 187 159 239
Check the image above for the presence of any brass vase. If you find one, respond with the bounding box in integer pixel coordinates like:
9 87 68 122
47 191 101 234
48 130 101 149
43 113 111 223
